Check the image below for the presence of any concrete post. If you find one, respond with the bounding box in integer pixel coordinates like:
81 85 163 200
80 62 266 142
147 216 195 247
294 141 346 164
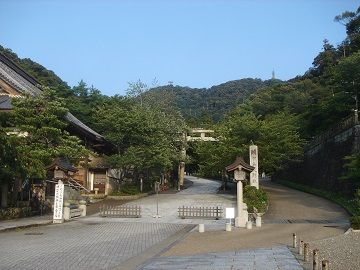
304 243 309 262
313 249 319 270
198 224 204 233
1 183 8 208
321 260 329 270
293 233 297 248
225 223 232 231
79 200 86 217
299 240 304 255
249 145 259 189
246 221 252 229
256 216 262 227
63 202 70 221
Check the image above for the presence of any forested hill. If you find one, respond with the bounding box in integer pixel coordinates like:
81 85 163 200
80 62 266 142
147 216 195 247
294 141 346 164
0 45 280 125
149 78 281 124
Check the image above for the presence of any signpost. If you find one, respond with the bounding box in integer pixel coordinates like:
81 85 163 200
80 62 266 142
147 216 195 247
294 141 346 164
153 181 161 218
53 180 64 223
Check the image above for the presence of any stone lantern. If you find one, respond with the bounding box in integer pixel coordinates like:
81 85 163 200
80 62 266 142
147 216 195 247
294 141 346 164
226 157 255 227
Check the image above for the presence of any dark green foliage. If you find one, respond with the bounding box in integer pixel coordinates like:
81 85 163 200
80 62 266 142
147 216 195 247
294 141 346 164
243 186 268 213
350 216 360 229
10 89 90 178
341 152 360 187
149 78 272 124
111 183 140 195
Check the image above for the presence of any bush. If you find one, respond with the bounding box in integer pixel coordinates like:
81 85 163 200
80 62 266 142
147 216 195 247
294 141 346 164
111 183 140 196
350 216 360 230
0 207 32 220
243 185 268 213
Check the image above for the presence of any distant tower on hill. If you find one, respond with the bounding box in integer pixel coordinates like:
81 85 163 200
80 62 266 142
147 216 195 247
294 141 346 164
272 69 276 80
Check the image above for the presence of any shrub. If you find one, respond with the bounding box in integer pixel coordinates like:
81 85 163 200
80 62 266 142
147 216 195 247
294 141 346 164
243 185 268 213
0 207 32 220
350 216 360 230
111 183 140 196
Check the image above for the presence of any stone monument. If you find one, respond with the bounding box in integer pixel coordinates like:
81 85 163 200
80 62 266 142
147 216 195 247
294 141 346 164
226 157 255 227
53 180 65 223
249 145 259 189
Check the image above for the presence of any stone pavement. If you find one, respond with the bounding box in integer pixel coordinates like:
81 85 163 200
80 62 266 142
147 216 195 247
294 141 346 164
139 246 302 270
0 221 192 270
84 176 236 227
0 176 351 270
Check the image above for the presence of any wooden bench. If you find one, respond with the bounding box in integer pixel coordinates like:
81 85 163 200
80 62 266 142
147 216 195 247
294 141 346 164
178 206 223 220
99 205 141 218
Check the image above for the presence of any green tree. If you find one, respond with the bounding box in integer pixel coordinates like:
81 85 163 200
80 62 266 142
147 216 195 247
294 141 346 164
94 93 186 187
10 88 90 178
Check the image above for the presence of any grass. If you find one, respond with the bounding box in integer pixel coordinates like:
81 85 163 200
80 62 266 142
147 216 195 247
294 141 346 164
276 180 357 216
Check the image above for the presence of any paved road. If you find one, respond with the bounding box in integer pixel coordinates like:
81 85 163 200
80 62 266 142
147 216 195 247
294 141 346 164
85 176 235 226
0 177 350 270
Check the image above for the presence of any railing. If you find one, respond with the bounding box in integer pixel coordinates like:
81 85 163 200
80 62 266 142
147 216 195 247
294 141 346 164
305 115 358 151
46 178 90 194
99 205 141 218
178 206 223 220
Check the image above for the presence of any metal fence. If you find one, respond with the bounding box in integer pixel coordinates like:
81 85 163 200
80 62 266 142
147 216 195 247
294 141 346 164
178 206 223 220
99 205 141 218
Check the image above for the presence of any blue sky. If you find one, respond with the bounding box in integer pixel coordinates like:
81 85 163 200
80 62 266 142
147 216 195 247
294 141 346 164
0 0 359 96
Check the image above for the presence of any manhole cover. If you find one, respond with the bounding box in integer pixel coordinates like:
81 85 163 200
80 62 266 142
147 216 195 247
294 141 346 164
24 232 44 235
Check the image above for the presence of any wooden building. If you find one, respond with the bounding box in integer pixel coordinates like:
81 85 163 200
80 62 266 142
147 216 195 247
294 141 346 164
0 53 116 206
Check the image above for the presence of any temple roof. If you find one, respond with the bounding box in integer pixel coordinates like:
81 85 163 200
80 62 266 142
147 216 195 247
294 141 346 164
0 53 109 148
0 54 42 96
226 156 255 172
46 157 78 172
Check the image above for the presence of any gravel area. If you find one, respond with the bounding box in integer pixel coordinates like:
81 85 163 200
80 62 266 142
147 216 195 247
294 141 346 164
297 229 360 270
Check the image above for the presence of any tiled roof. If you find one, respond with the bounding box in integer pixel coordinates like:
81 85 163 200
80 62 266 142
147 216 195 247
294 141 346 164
65 112 104 140
0 54 106 142
0 54 42 96
226 156 254 172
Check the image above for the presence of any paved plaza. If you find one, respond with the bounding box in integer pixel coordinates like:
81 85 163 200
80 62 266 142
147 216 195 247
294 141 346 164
0 221 191 270
0 176 352 270
140 246 302 270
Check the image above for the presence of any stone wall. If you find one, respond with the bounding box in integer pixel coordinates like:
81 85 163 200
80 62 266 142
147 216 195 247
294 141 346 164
277 124 360 196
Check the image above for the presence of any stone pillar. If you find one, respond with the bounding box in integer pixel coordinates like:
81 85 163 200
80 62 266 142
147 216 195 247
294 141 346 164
79 200 87 217
63 202 71 221
249 145 259 189
1 183 8 208
235 180 248 227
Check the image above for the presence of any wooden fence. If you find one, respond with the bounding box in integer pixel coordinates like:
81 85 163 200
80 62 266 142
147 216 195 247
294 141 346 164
99 205 141 218
178 206 223 220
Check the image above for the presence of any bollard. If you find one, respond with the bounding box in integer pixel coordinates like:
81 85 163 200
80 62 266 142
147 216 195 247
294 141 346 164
198 224 205 233
299 240 304 255
322 260 329 270
256 216 262 227
313 249 319 270
304 243 309 262
225 223 232 232
293 233 297 248
79 200 87 217
246 220 252 229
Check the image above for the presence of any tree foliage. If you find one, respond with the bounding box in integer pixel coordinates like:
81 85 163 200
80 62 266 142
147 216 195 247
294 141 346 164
9 89 90 178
